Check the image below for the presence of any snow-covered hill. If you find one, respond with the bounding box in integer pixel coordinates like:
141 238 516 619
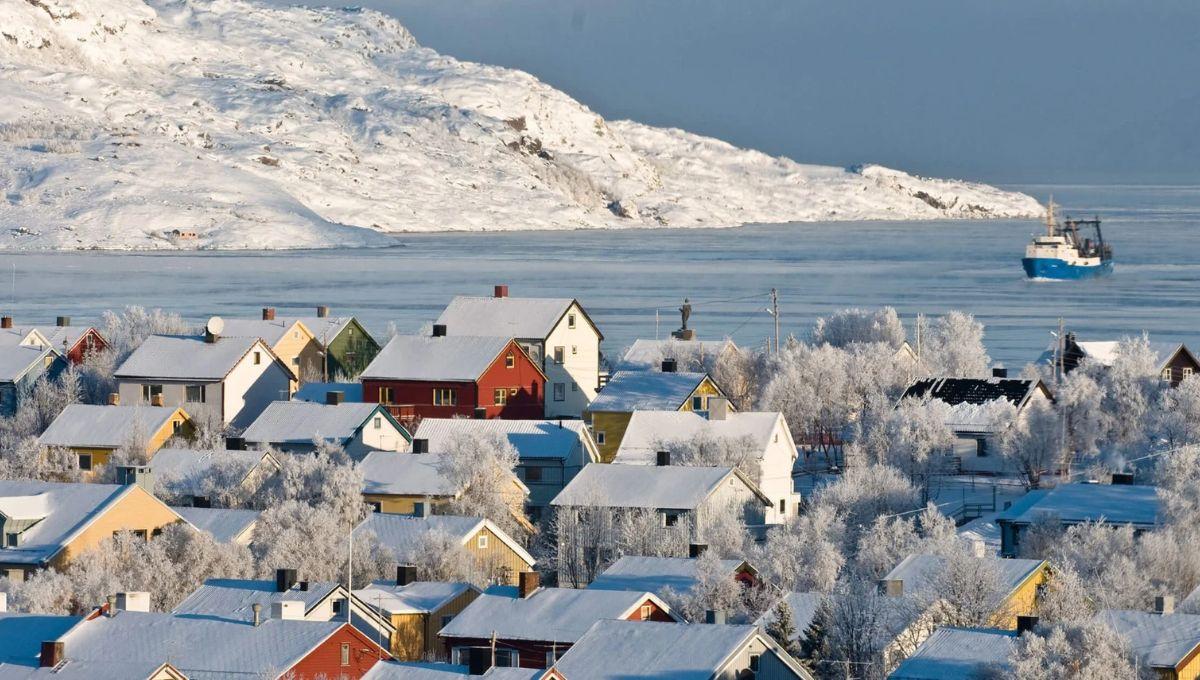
0 0 1043 250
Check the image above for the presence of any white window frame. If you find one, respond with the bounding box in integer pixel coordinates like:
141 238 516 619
477 534 489 549
567 313 577 329
553 346 565 364
596 431 606 445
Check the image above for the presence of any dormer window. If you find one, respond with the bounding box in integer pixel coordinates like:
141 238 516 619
568 314 577 329
4 532 18 547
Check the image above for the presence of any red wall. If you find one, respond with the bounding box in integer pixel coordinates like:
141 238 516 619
287 624 388 679
66 329 108 365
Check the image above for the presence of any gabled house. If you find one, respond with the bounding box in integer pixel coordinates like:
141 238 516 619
114 330 294 427
545 619 814 680
150 447 281 507
172 506 260 545
18 317 107 365
439 573 679 669
588 555 758 596
888 627 1016 680
38 404 193 472
221 309 322 385
585 369 729 462
617 337 739 373
1039 333 1200 387
280 307 381 380
173 569 395 645
614 408 799 523
413 418 598 519
242 398 412 457
1097 606 1200 679
0 321 65 416
436 286 603 419
0 480 185 581
355 513 536 586
996 482 1161 557
354 572 480 661
362 333 546 422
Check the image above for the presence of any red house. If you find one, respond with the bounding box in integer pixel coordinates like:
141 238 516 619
11 318 108 365
361 330 545 421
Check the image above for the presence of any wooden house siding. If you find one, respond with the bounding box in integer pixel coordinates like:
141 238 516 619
268 322 321 387
51 486 184 569
1162 349 1200 387
990 563 1050 629
286 623 388 679
386 587 480 661
326 320 381 380
464 525 533 585
588 375 726 462
64 329 108 365
70 405 190 469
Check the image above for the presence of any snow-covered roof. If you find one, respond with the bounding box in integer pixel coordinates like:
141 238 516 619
360 452 460 497
551 463 767 510
550 619 810 680
938 400 1017 435
353 580 475 615
242 401 405 446
1075 340 1190 370
28 325 99 352
218 318 306 346
617 338 734 372
172 507 260 544
280 316 358 345
0 612 83 668
355 513 535 567
440 585 672 643
173 578 339 622
38 404 183 449
996 483 1161 527
293 382 364 403
114 335 265 381
361 335 514 382
415 417 594 461
884 554 1046 597
588 370 716 413
0 480 164 565
362 663 469 680
150 448 279 495
889 627 1016 679
588 556 749 595
614 410 783 464
753 592 824 643
436 296 582 340
1097 610 1200 669
0 341 55 383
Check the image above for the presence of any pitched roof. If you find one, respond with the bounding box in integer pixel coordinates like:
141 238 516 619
353 581 475 615
0 612 83 668
588 370 716 413
416 418 595 461
361 335 516 382
551 464 768 510
150 448 279 496
355 513 535 568
281 316 359 345
883 554 1046 598
588 556 749 595
293 381 364 403
28 325 101 352
614 410 784 464
114 335 266 381
996 483 1161 527
1097 610 1200 669
172 507 260 544
360 452 461 497
439 586 673 643
436 296 582 340
902 377 1046 408
0 338 55 383
38 404 183 449
362 663 469 680
1070 340 1195 371
172 578 340 622
218 318 307 346
242 401 407 446
889 627 1016 679
617 338 735 372
754 592 824 643
549 619 811 680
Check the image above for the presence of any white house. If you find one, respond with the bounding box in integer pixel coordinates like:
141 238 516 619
114 331 294 428
242 397 411 458
435 285 602 418
614 408 799 523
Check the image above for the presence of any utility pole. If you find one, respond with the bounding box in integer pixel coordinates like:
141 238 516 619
770 288 780 355
915 313 924 362
1057 317 1068 479
346 528 353 623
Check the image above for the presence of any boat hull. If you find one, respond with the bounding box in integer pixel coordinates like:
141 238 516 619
1022 257 1113 280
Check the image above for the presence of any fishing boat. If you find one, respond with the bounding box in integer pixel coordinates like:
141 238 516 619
1022 198 1113 280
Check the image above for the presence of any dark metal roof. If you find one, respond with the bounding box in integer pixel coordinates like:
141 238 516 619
902 377 1040 406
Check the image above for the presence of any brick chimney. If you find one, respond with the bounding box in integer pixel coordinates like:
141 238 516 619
107 392 120 406
661 358 677 373
879 579 904 597
326 390 344 405
151 394 164 407
0 317 11 329
1156 595 1175 615
316 305 330 318
262 307 275 321
56 316 70 327
39 641 64 668
412 438 429 454
494 284 509 298
518 571 539 598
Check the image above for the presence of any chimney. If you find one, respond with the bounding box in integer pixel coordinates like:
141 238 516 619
299 581 309 592
473 407 487 420
396 564 418 587
252 602 263 627
0 316 11 329
1016 615 1039 634
656 450 671 467
106 595 117 617
661 358 677 373
226 436 245 451
412 438 429 454
107 392 120 406
326 390 345 406
115 465 154 491
56 316 70 327
467 647 492 675
704 609 726 625
708 397 729 421
689 543 707 559
262 307 275 321
992 366 1008 379
1156 595 1175 616
412 502 427 519
272 601 304 621
116 592 150 613
879 579 904 597
39 641 64 668
1112 472 1135 485
151 393 165 407
316 305 330 318
432 324 447 337
275 568 298 593
494 284 509 299
518 571 539 598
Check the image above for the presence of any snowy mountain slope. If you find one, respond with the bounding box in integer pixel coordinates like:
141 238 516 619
0 0 1043 250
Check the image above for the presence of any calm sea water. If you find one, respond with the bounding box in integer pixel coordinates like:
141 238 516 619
4 184 1198 368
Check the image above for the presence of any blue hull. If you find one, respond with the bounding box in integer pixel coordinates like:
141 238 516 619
1022 257 1113 280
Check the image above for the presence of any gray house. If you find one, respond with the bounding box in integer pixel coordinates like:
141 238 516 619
0 325 66 416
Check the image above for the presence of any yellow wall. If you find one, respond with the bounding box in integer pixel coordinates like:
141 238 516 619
1176 657 1199 680
465 525 532 586
590 376 725 462
67 408 191 470
272 322 322 385
50 485 183 569
363 495 454 515
680 377 723 412
388 588 480 661
990 563 1051 629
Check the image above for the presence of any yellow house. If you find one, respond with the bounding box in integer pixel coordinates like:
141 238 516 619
38 403 193 471
354 576 481 661
221 312 322 386
0 479 186 581
1100 608 1200 680
586 369 730 462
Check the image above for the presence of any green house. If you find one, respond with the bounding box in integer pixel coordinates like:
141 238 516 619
283 311 380 381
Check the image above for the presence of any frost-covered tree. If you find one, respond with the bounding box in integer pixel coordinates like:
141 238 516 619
852 515 920 581
1152 375 1200 448
1007 620 1142 680
0 568 76 614
711 344 765 411
436 431 527 537
920 311 990 378
927 549 1008 628
251 499 378 583
0 368 81 443
758 505 846 593
552 502 619 588
655 432 759 480
0 438 82 482
999 398 1061 489
659 550 748 623
812 307 906 349
813 465 920 545
1058 369 1106 458
760 343 854 466
1085 335 1160 451
766 598 802 658
155 454 261 508
101 306 194 364
258 445 367 526
406 526 491 586
806 578 898 680
880 398 954 502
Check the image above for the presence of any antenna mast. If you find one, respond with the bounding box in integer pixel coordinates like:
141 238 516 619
1045 196 1057 238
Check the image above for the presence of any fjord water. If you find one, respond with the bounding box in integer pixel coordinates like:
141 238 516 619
6 184 1198 367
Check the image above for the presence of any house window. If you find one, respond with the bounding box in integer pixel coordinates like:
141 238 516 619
133 530 148 540
567 313 577 329
572 382 578 392
663 512 680 527
494 650 518 667
553 383 565 402
691 395 704 411
1162 368 1173 382
369 501 382 513
553 346 565 364
524 466 543 483
373 416 382 430
779 499 786 515
340 643 350 666
78 454 92 471
253 351 262 365
477 534 489 549
505 353 515 369
186 385 205 402
639 604 652 619
750 654 761 672
4 533 18 547
1185 367 1194 379
494 388 508 406
571 345 577 355
595 431 606 445
142 384 163 403
433 388 458 406
172 420 182 434
379 387 394 404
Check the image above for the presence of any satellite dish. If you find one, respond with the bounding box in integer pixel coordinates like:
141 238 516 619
206 316 225 336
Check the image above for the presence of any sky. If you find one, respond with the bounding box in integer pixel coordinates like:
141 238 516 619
289 0 1199 185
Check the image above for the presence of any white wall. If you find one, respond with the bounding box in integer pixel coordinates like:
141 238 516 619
354 411 411 454
758 416 800 524
542 301 601 419
223 342 293 428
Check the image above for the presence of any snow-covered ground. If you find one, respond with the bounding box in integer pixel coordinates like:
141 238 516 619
0 0 1043 250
